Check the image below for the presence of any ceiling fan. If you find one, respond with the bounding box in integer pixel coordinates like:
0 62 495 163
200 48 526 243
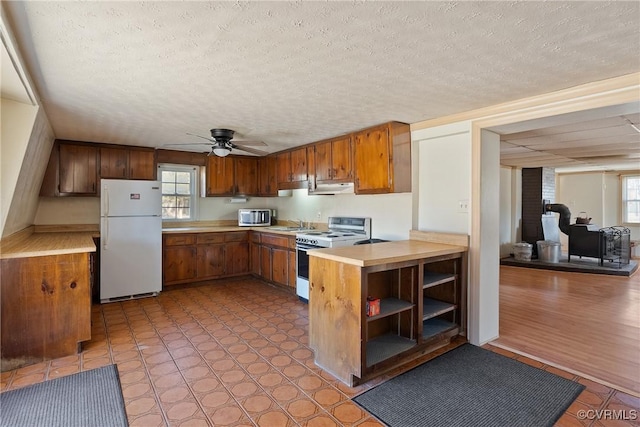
166 128 269 157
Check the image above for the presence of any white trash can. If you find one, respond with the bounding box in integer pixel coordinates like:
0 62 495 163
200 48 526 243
513 242 533 261
537 240 561 263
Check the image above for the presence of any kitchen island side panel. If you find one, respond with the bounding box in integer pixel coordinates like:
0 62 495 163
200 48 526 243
309 256 363 385
1 252 91 370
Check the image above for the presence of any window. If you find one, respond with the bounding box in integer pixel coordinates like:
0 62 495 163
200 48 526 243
159 164 198 221
622 175 640 224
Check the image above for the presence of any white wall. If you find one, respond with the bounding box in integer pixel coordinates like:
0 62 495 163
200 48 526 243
557 171 639 240
473 129 501 345
412 122 501 347
1 98 38 236
499 167 513 257
413 122 472 234
269 190 412 240
34 185 413 239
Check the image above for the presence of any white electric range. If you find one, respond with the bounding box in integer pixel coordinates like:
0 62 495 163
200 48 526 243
295 217 371 301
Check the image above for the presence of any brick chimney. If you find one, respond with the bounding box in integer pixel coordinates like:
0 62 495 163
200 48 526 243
521 167 555 256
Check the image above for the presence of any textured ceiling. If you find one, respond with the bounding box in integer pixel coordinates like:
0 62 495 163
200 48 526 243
3 1 640 165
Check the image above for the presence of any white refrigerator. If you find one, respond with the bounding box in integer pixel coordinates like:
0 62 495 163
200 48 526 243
100 179 162 302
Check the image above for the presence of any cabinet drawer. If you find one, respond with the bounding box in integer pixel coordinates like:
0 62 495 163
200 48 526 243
261 234 289 248
225 231 248 242
288 237 297 249
196 233 224 245
250 232 261 243
164 234 196 246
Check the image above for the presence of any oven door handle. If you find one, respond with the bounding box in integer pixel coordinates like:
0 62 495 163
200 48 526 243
296 244 318 251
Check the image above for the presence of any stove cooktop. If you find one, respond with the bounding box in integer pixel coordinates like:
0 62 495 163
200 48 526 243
296 216 371 247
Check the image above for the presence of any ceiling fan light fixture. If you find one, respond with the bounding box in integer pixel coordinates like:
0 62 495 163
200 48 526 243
211 145 231 157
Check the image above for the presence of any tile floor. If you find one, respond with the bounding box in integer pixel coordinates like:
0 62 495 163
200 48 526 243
1 277 639 426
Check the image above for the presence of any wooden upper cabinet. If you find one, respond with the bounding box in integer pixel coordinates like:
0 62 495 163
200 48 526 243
59 143 98 195
353 122 411 194
100 147 128 179
314 135 353 185
205 156 235 196
99 146 155 181
258 156 277 196
291 147 308 183
234 156 258 196
276 152 291 185
277 147 308 189
203 155 259 197
128 149 156 180
314 141 332 183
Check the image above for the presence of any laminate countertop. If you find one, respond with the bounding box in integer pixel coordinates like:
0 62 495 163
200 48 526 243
0 232 97 260
0 225 306 260
162 226 312 237
307 240 467 267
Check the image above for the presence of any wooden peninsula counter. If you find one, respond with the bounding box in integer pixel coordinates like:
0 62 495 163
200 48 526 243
308 230 468 386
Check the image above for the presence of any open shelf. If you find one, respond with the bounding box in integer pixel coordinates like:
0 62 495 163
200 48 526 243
366 334 417 367
367 297 414 322
423 271 456 289
422 318 457 339
423 298 457 320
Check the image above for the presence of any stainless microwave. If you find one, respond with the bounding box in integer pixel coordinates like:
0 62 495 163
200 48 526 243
238 209 271 227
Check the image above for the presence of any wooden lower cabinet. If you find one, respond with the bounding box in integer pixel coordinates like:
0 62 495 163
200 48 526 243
260 245 272 282
226 241 249 275
250 232 296 291
162 232 249 286
1 252 92 369
197 245 225 278
271 248 288 287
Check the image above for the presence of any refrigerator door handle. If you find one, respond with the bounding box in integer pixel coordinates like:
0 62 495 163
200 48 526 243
104 185 109 217
103 218 109 250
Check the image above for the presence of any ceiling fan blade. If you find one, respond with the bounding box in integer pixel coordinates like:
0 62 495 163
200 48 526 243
233 144 269 156
231 140 267 146
162 142 212 147
186 132 214 142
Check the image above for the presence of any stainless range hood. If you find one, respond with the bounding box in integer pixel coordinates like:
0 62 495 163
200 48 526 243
310 182 355 195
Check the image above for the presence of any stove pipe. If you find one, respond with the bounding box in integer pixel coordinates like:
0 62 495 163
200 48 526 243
545 203 571 235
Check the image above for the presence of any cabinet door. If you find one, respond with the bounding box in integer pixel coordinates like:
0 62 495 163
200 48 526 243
258 156 277 196
100 147 128 179
163 246 197 284
290 147 308 183
276 152 291 184
288 249 296 289
260 246 272 281
206 156 235 196
197 244 225 278
226 241 249 275
354 126 391 194
314 141 332 183
272 248 288 286
330 136 353 182
129 149 156 180
235 157 258 196
59 143 98 195
250 242 261 275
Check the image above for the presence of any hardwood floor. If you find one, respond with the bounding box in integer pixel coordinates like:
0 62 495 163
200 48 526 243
494 266 640 397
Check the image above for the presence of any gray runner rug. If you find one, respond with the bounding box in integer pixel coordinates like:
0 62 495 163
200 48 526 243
0 364 128 427
353 344 584 427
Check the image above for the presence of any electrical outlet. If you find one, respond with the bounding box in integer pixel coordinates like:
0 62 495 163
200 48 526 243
458 200 469 213
316 211 322 220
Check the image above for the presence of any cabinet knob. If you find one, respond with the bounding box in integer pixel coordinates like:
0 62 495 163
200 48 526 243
70 281 77 289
